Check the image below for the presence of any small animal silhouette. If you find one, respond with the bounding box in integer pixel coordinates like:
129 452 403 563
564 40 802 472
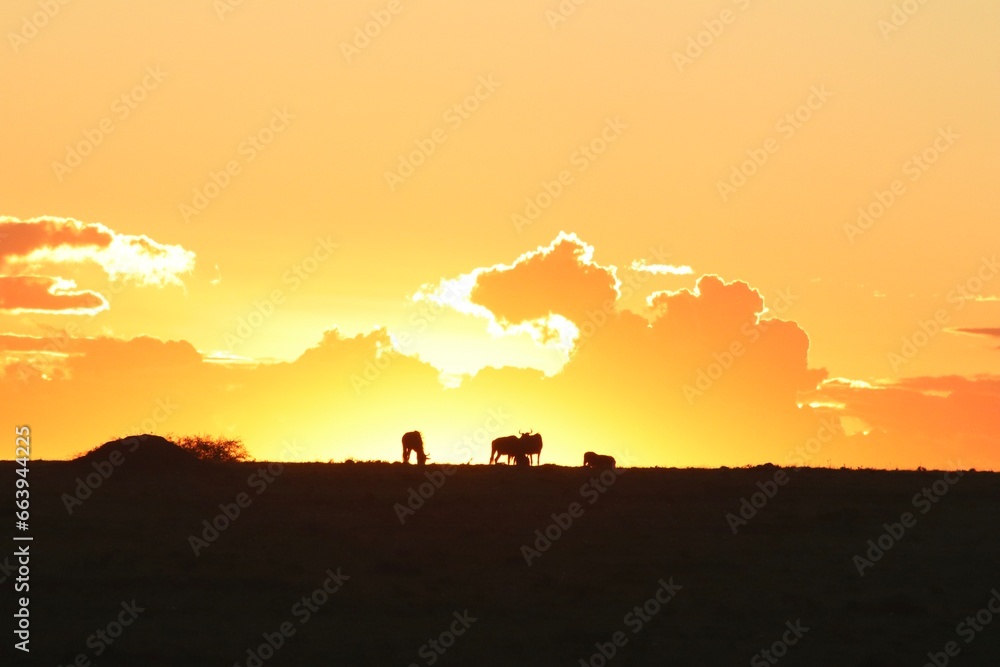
583 451 615 469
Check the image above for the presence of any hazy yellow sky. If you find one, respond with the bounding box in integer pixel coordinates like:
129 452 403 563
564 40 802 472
3 0 999 468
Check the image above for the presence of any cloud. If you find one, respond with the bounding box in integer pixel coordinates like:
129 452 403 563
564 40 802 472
951 327 1000 340
0 331 204 381
405 232 612 375
468 231 619 325
810 375 1000 469
0 215 195 287
949 328 1000 350
0 276 108 314
0 334 64 352
647 275 766 350
0 216 112 257
629 259 693 275
65 336 205 375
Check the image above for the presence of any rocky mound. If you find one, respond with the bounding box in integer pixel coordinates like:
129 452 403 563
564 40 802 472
76 434 199 468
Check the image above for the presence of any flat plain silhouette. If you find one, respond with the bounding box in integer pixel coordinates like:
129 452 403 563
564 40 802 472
25 435 1000 666
401 430 426 465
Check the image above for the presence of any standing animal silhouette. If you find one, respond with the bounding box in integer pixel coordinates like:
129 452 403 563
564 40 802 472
402 431 426 465
490 435 520 464
490 432 543 465
519 431 543 465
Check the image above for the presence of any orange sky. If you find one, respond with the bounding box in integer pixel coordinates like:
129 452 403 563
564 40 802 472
2 0 999 468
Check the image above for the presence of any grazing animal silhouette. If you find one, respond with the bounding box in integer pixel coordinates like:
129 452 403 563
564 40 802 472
514 452 530 467
519 431 543 465
491 435 520 464
402 431 426 465
583 451 615 469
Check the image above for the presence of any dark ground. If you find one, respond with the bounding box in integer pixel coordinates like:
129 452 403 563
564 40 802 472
2 461 999 666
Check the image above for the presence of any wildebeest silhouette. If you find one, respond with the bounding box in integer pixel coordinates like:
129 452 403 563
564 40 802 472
490 435 520 464
583 451 615 469
514 452 530 467
519 431 543 465
491 432 543 465
402 431 426 465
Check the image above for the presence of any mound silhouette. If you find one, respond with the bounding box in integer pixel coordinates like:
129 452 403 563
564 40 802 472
76 434 199 468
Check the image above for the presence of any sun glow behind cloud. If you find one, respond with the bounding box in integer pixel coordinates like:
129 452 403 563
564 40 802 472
400 232 631 379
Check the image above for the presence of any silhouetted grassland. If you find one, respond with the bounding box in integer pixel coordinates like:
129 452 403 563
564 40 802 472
3 462 999 666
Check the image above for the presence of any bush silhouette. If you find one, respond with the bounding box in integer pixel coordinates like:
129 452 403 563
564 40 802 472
174 434 250 462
